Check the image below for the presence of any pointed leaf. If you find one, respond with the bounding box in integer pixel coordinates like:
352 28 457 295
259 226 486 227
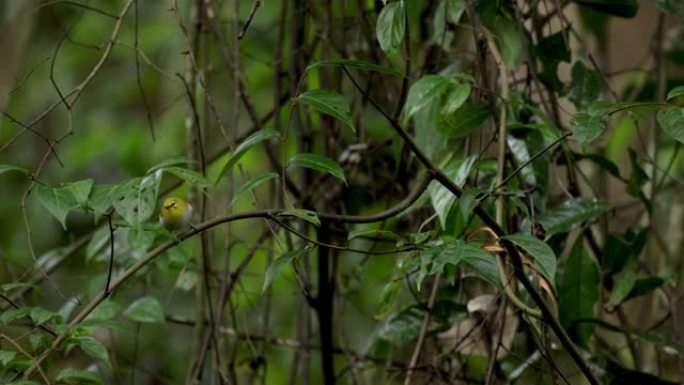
34 184 80 229
87 184 115 218
73 336 111 369
376 1 405 56
278 208 321 227
55 368 103 385
146 156 197 174
503 234 557 289
0 165 30 176
657 107 684 144
666 85 684 101
110 172 161 226
216 128 280 184
437 102 491 138
441 83 471 115
231 172 278 206
164 167 211 190
287 153 346 184
297 89 355 133
306 59 402 76
123 296 165 323
263 249 304 293
404 75 452 123
535 198 611 236
348 229 402 242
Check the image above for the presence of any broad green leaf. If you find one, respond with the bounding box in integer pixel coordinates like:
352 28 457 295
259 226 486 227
429 156 476 227
445 0 465 23
0 350 17 366
0 308 30 325
263 249 304 293
440 83 471 115
216 128 280 184
494 15 524 69
568 61 601 109
231 172 278 206
535 198 610 236
110 171 161 226
297 89 355 133
574 0 638 18
375 280 401 318
657 107 684 143
87 184 115 218
73 336 111 369
29 307 60 325
35 184 80 229
536 30 570 90
164 167 211 190
503 234 557 289
287 153 346 184
376 1 405 56
416 240 500 289
437 102 491 138
56 368 103 385
83 300 120 322
571 109 607 148
608 269 637 306
146 156 196 174
0 165 30 176
278 208 321 227
306 59 402 76
666 85 684 101
174 270 198 291
123 296 165 323
603 228 647 274
65 179 94 207
558 240 599 348
379 299 466 343
404 75 451 123
348 229 402 242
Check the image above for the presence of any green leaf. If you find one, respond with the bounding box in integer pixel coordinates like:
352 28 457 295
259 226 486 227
73 336 111 369
535 198 611 236
570 109 607 148
35 184 80 229
110 172 161 226
87 184 115 218
0 350 17 366
55 368 103 385
608 268 637 306
379 299 466 343
376 280 401 318
568 61 601 109
667 85 684 101
536 30 570 90
83 300 120 322
216 128 281 184
164 167 211 190
493 15 524 69
416 240 500 289
348 229 402 242
0 308 30 325
297 89 355 133
503 234 557 289
657 107 684 143
403 75 451 123
287 153 346 184
29 307 59 325
146 156 196 174
437 102 491 138
231 172 278 206
0 165 30 176
429 156 476 227
122 296 165 324
65 179 94 207
376 1 405 56
306 59 402 76
440 83 471 116
574 0 638 18
558 240 599 348
263 249 304 293
278 208 321 227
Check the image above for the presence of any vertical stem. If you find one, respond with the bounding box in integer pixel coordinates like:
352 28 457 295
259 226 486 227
316 226 335 385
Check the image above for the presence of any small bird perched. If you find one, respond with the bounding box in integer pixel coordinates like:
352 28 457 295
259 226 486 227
159 197 193 231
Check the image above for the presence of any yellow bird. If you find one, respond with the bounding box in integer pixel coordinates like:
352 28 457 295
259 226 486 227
159 197 193 231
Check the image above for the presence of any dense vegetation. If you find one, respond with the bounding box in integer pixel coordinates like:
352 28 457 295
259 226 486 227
1 1 684 384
